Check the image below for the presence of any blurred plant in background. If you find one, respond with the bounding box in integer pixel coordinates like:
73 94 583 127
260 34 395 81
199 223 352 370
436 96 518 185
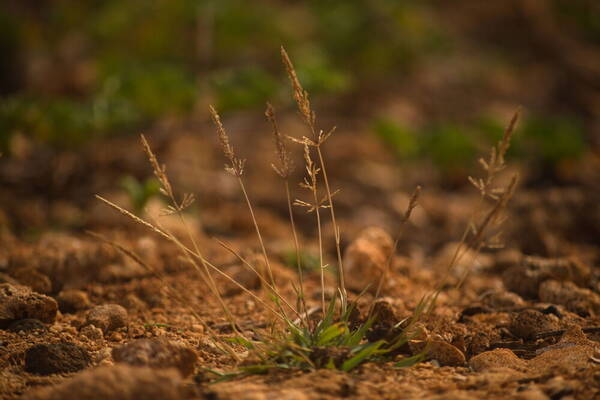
0 0 596 178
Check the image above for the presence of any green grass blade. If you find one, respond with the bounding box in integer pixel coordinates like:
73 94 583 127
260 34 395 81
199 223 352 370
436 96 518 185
341 341 384 372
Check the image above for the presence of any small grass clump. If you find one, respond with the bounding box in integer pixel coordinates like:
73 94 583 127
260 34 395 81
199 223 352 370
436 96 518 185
97 47 519 378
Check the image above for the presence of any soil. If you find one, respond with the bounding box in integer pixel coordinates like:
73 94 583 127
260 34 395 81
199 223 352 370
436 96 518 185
1 112 599 399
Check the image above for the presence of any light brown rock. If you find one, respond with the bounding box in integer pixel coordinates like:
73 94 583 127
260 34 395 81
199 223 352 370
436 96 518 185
426 340 466 366
26 365 187 400
469 348 528 372
509 309 560 340
538 280 600 316
0 283 58 328
502 256 590 299
57 289 91 313
343 226 393 291
482 290 525 309
112 338 198 377
85 304 127 333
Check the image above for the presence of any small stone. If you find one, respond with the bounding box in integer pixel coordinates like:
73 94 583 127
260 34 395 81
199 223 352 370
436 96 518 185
509 309 560 340
25 342 90 375
538 280 600 316
81 325 104 341
57 289 91 313
502 256 590 299
343 227 394 292
425 340 466 366
7 318 48 334
85 304 127 333
26 365 186 400
13 267 53 294
0 283 58 328
110 331 123 341
469 348 528 372
530 343 595 373
482 290 526 309
371 299 398 326
112 338 198 377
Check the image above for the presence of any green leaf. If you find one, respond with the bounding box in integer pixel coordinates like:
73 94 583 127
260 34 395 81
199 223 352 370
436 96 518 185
341 341 385 372
394 353 425 368
317 322 347 346
224 336 255 350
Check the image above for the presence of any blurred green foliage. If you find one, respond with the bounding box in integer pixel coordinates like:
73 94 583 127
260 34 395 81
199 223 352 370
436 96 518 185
0 0 443 152
120 175 161 213
373 114 586 171
0 0 594 174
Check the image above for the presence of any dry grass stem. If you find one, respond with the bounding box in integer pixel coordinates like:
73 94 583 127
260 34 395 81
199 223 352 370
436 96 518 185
209 105 281 316
281 46 347 310
265 102 307 325
140 135 237 331
373 185 421 301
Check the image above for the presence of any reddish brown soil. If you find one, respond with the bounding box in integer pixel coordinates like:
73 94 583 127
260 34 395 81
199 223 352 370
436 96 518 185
1 114 599 399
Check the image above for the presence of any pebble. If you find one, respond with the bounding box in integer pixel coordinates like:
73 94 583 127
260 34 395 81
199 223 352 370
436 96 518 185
538 280 600 316
469 348 528 372
13 267 53 294
57 289 91 313
112 338 198 377
85 304 128 333
424 340 466 366
509 309 560 340
342 226 394 291
24 342 90 375
0 283 58 328
26 365 187 400
80 325 104 341
502 256 590 299
482 290 525 309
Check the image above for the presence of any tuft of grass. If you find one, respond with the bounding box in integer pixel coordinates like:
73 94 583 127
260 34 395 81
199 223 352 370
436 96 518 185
96 47 521 379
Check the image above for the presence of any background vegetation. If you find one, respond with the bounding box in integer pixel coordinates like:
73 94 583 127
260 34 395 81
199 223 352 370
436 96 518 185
1 0 597 176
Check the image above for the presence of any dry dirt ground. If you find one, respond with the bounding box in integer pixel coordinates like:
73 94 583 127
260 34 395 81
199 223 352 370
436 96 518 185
1 114 599 399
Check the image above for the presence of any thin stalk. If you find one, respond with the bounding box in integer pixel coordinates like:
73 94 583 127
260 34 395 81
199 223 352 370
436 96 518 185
237 177 276 290
285 179 307 326
215 238 301 320
316 145 346 311
310 176 326 317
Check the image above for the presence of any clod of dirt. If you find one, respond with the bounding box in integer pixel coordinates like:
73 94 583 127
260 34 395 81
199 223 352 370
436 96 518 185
417 340 466 366
530 341 596 374
26 365 188 400
469 348 528 372
80 325 104 341
509 309 560 340
7 318 48 333
342 226 393 292
502 256 590 299
207 382 308 400
24 342 90 375
57 289 91 313
0 283 58 328
84 304 127 333
12 267 53 294
112 338 198 377
538 280 600 316
481 290 525 309
371 299 398 325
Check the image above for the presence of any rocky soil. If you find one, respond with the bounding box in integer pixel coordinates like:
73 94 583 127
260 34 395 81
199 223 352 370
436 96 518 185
1 119 599 399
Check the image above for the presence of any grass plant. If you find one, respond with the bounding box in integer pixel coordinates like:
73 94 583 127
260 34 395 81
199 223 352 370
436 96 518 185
97 47 520 378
